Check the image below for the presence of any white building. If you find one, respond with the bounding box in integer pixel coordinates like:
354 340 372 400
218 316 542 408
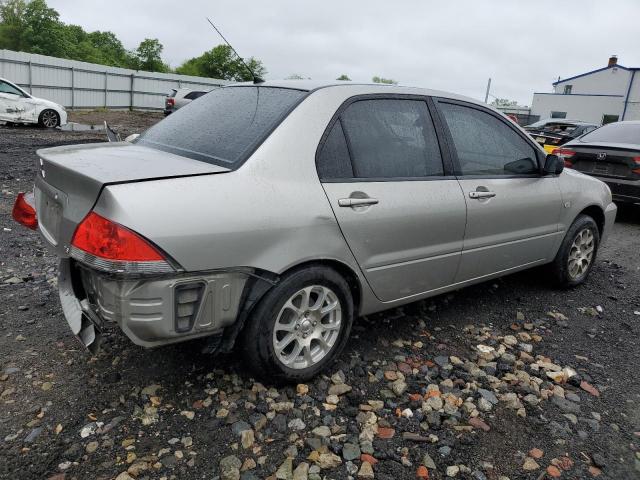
531 56 639 125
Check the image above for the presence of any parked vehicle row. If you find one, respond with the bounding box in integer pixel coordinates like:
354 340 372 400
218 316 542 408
0 77 67 128
524 119 599 153
13 81 617 381
555 120 640 205
164 88 210 115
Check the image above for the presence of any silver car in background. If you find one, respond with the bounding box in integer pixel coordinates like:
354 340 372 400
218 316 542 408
14 81 616 382
164 87 209 115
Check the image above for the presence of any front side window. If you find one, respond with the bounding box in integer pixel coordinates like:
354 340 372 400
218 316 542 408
439 102 538 176
338 99 444 178
138 86 306 166
0 81 25 96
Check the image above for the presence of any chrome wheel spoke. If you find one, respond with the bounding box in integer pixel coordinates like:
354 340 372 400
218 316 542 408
273 284 342 370
567 227 595 280
274 333 296 351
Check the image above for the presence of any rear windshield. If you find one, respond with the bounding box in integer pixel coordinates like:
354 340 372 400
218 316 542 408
579 122 640 144
139 86 307 166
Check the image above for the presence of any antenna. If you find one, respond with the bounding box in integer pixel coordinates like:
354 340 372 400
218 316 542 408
206 17 264 84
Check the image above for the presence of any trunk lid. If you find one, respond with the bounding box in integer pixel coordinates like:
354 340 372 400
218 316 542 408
34 142 229 255
568 143 640 179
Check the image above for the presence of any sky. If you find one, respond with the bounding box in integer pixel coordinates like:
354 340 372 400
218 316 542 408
47 0 640 106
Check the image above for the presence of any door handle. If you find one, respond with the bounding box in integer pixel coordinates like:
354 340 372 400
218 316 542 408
338 197 379 207
469 191 496 199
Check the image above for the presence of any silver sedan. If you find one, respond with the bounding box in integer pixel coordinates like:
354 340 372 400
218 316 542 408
14 81 617 382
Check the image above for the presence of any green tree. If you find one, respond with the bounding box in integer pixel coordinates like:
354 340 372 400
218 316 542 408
0 0 27 51
19 0 67 57
130 38 168 72
372 75 397 85
176 44 266 81
336 74 351 81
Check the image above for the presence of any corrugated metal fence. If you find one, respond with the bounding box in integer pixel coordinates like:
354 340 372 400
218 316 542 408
0 49 229 110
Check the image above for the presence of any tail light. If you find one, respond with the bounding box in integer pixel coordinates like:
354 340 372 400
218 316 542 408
552 148 576 168
166 98 175 106
633 156 640 175
12 192 38 230
70 212 174 275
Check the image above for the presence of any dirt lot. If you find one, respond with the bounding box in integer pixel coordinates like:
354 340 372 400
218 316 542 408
1 111 639 480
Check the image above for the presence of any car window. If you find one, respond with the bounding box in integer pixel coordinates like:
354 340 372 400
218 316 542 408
0 81 24 96
317 120 354 179
138 86 306 166
339 99 444 178
580 122 640 144
184 91 206 100
439 102 538 176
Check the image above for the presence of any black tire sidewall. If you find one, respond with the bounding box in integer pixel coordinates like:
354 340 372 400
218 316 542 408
243 267 354 382
553 215 600 287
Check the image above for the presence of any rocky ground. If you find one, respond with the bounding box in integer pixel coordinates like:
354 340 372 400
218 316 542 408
1 112 640 480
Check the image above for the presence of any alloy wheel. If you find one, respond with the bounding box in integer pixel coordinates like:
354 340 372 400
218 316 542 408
272 285 342 370
567 228 595 280
42 110 58 128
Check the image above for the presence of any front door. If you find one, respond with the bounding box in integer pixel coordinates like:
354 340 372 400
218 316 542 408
435 99 563 282
317 97 467 302
0 80 28 122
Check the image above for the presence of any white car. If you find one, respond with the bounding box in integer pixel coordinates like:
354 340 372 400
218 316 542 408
0 77 67 128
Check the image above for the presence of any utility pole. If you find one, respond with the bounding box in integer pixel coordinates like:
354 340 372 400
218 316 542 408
484 78 492 103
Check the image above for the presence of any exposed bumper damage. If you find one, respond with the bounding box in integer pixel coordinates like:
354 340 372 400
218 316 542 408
58 258 252 350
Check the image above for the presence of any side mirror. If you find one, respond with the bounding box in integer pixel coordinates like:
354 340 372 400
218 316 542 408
543 154 564 175
125 133 140 143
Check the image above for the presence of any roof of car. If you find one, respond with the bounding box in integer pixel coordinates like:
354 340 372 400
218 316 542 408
224 80 486 106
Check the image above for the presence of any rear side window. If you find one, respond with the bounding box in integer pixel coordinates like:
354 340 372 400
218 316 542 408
184 91 206 100
139 86 306 166
439 102 538 176
580 122 640 144
317 120 353 179
339 99 444 178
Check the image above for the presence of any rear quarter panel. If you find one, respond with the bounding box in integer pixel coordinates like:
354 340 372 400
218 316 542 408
93 87 377 305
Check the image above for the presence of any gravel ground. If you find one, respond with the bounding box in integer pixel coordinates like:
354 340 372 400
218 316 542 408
1 111 639 480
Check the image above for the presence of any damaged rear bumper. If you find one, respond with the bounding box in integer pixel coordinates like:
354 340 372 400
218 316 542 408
58 258 249 350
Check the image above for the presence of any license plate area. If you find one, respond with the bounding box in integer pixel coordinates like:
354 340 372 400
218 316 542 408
35 183 65 246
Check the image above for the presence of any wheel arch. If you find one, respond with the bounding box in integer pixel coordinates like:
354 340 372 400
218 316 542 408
278 258 363 315
577 204 605 236
215 258 363 354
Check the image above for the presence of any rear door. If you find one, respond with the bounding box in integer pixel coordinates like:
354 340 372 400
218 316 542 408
434 99 563 282
318 96 467 302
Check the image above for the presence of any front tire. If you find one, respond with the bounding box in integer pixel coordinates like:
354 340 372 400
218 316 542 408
241 266 354 383
38 109 60 128
550 214 600 287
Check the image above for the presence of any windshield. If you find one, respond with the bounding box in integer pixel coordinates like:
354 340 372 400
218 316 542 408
139 86 307 166
580 122 640 144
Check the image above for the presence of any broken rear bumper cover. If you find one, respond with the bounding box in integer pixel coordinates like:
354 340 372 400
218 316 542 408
58 258 249 351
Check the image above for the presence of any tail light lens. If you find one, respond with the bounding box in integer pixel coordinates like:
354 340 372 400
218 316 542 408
552 148 576 168
70 212 174 275
12 192 38 230
167 98 175 106
633 156 640 175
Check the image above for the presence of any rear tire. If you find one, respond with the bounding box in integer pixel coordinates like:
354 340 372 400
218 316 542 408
550 214 600 288
38 109 60 128
241 266 354 383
